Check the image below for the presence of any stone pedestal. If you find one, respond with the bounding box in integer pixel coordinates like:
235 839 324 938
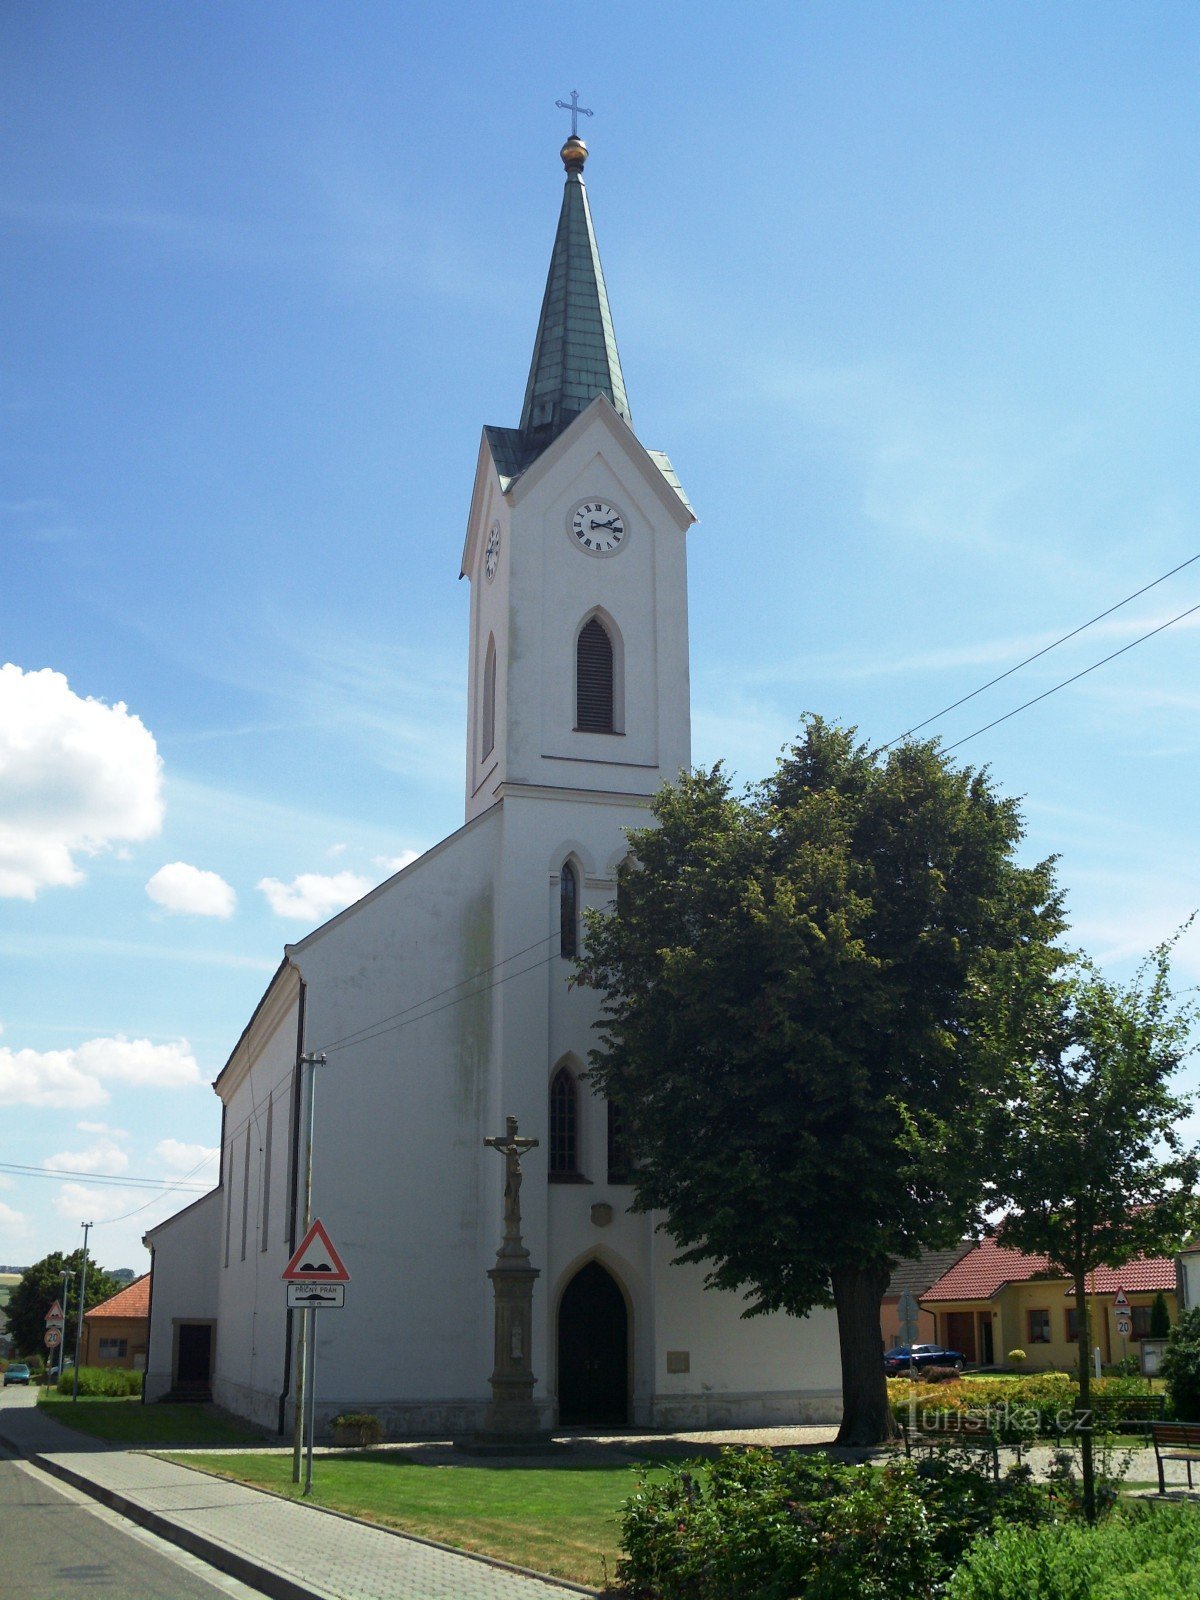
456 1115 565 1455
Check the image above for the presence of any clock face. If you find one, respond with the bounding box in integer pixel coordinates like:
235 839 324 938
569 499 626 555
484 521 501 581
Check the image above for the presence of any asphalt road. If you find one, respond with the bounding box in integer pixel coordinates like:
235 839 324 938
0 1443 262 1600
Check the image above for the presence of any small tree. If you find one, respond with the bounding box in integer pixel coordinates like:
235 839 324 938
1149 1290 1172 1340
5 1250 121 1358
987 941 1198 1519
1161 1306 1200 1420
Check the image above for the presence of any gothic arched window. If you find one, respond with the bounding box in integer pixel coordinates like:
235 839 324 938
549 1066 578 1177
560 860 578 959
576 616 614 733
481 635 496 759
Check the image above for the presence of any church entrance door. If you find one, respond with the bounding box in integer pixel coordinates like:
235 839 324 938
557 1261 628 1426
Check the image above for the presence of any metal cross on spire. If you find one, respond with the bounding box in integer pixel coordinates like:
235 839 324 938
555 89 593 138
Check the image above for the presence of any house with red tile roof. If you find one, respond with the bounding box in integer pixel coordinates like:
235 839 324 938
919 1236 1178 1369
81 1273 150 1372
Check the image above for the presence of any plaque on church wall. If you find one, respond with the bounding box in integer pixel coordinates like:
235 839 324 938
666 1350 690 1374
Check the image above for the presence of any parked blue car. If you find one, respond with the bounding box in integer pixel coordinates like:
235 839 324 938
3 1362 31 1386
883 1344 964 1375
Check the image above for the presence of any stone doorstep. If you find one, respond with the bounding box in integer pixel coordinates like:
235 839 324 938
24 1448 597 1600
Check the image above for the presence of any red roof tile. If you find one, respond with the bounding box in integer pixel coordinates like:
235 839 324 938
84 1273 150 1320
921 1236 1176 1303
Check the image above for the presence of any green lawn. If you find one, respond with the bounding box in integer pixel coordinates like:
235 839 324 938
163 1449 650 1590
38 1389 272 1448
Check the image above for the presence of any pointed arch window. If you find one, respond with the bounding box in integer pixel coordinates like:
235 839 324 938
560 860 579 959
576 616 614 733
549 1066 579 1177
481 635 497 759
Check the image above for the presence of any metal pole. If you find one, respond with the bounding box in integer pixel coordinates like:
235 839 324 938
291 1052 323 1483
71 1223 92 1401
58 1269 72 1382
303 1308 317 1495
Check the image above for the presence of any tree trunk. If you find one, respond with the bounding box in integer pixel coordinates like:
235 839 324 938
832 1263 897 1446
1074 1267 1096 1523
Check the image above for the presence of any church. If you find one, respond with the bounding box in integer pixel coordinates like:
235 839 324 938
143 127 841 1436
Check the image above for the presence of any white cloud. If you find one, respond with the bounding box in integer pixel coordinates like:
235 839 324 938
0 1200 28 1233
51 1180 141 1225
326 842 347 859
0 664 164 899
257 870 372 921
146 861 236 918
0 1035 202 1109
44 1133 130 1177
153 1138 219 1177
373 850 420 876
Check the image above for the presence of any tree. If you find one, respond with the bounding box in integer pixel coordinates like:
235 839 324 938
986 944 1198 1520
1161 1305 1200 1422
579 717 1065 1445
5 1249 122 1358
1150 1290 1172 1340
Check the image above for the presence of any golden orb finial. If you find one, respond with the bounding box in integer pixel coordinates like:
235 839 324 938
561 134 588 174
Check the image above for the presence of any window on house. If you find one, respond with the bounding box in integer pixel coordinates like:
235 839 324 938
1066 1308 1081 1343
607 1099 632 1184
1027 1309 1051 1344
560 860 578 959
98 1338 127 1359
482 635 497 759
1131 1305 1152 1340
576 617 614 732
549 1067 578 1177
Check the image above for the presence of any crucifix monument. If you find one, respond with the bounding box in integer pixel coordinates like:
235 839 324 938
458 1116 560 1451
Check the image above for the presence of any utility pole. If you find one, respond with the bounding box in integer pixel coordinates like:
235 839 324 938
291 1052 324 1485
71 1223 92 1400
58 1269 73 1380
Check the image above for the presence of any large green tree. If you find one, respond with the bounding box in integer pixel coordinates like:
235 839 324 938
986 944 1198 1520
579 718 1065 1444
6 1249 122 1359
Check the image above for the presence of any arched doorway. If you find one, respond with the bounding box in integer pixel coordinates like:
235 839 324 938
557 1260 628 1426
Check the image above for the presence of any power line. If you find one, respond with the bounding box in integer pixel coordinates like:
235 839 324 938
92 1151 222 1227
885 550 1200 749
942 600 1200 752
0 1160 208 1191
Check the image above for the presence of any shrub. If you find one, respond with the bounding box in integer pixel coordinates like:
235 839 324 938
948 1502 1200 1599
329 1411 383 1445
1009 1349 1028 1367
891 1373 1164 1437
1150 1291 1172 1340
1161 1306 1200 1421
618 1447 1057 1600
57 1365 143 1397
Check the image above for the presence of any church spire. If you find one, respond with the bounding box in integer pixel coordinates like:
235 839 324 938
517 124 631 453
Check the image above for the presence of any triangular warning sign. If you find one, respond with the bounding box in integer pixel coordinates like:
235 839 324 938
282 1218 350 1283
45 1300 65 1323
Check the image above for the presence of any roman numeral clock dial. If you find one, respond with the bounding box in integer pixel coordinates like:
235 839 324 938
569 499 626 555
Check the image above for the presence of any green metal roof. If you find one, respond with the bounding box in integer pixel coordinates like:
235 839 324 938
517 167 630 451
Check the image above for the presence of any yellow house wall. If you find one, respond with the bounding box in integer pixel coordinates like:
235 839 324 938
81 1316 149 1370
929 1284 1177 1370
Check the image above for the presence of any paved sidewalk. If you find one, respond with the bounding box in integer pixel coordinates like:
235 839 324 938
0 1393 594 1600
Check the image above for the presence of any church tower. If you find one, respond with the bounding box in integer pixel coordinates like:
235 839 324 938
461 132 696 823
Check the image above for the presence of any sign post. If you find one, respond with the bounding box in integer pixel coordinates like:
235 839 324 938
282 1216 349 1495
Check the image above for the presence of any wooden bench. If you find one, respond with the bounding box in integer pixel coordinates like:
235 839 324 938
1151 1421 1200 1494
898 1411 1001 1480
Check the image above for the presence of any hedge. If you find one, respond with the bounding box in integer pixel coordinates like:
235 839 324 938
56 1365 143 1397
890 1374 1167 1437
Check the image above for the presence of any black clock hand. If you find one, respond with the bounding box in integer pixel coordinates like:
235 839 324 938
590 519 621 531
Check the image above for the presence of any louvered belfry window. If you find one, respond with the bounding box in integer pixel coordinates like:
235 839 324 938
576 616 614 732
549 1067 578 1176
560 860 578 958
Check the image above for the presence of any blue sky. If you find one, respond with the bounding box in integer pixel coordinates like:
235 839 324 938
2 1 1198 1273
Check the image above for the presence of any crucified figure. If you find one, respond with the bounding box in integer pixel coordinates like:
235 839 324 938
485 1115 539 1252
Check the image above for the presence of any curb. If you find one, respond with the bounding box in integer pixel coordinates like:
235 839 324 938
28 1449 326 1600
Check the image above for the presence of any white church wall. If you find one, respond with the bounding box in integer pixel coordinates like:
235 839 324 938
211 966 301 1429
143 1189 221 1401
284 807 507 1432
